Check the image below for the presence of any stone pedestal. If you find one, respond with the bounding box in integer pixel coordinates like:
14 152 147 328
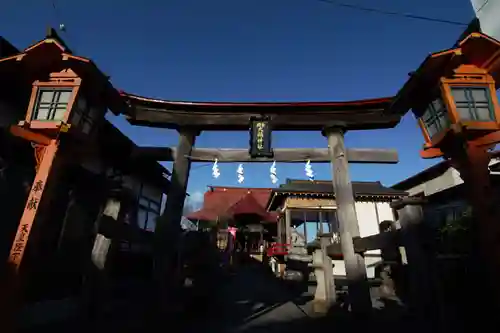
312 249 335 314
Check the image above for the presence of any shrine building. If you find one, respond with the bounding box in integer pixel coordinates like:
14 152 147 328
267 179 406 278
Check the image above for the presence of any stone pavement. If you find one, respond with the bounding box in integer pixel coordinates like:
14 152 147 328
17 259 421 333
176 260 421 333
178 261 312 333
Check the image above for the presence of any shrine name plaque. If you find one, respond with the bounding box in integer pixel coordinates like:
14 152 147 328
249 117 273 158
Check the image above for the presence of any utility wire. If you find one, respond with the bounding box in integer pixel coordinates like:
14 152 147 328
50 0 63 30
474 0 489 14
312 0 469 27
50 0 77 51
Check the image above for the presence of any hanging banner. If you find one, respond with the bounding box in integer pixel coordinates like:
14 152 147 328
249 117 273 158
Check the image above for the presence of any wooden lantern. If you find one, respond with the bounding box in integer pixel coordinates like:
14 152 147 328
389 32 500 159
416 64 500 149
387 33 500 313
22 68 103 136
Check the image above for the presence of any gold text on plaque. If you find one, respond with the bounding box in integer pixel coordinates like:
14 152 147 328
256 122 265 150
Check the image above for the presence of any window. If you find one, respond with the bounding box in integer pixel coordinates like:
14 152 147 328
32 88 72 121
425 202 471 228
451 86 494 121
137 209 148 229
71 97 96 134
421 98 450 138
137 184 161 232
302 209 339 243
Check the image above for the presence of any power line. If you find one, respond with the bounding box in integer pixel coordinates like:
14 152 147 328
474 0 489 14
49 0 73 46
50 0 63 29
311 0 469 27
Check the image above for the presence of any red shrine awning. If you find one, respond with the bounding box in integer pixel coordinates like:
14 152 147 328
228 194 268 217
186 208 220 222
186 187 279 223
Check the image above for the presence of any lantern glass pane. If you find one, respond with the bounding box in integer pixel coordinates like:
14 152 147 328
451 86 495 121
32 88 72 121
421 98 449 138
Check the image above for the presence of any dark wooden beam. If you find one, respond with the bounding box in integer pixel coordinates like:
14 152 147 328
351 231 401 253
131 147 399 164
125 109 401 131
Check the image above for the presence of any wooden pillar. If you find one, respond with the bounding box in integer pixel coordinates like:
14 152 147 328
7 140 59 271
393 199 439 326
154 128 198 312
285 208 291 245
303 216 308 244
445 143 500 317
319 211 324 234
277 215 282 243
323 127 372 315
2 139 59 333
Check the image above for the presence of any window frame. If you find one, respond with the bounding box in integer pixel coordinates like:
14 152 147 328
421 98 450 139
25 78 81 128
136 183 162 232
290 208 338 243
440 67 500 134
31 88 72 122
450 86 495 122
71 97 97 134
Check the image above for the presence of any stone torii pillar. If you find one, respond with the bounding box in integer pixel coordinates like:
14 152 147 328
323 126 372 316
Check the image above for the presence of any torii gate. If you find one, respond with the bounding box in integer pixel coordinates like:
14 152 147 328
120 92 402 315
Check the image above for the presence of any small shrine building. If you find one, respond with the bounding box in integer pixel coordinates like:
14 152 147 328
266 179 407 278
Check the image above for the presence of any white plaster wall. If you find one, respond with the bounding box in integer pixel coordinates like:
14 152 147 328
471 0 500 41
331 201 395 279
376 202 394 222
490 157 500 175
332 259 347 276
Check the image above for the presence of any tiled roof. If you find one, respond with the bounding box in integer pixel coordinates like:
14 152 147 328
267 179 406 211
276 179 406 196
391 161 449 191
228 194 268 216
0 37 19 57
392 150 500 191
187 187 277 222
99 121 171 191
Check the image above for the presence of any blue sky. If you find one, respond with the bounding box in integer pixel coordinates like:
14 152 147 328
0 0 475 207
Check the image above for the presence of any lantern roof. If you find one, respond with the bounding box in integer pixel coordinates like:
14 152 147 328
0 28 124 115
389 32 500 116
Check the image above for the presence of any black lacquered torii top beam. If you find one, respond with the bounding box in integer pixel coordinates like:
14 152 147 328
119 92 401 131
